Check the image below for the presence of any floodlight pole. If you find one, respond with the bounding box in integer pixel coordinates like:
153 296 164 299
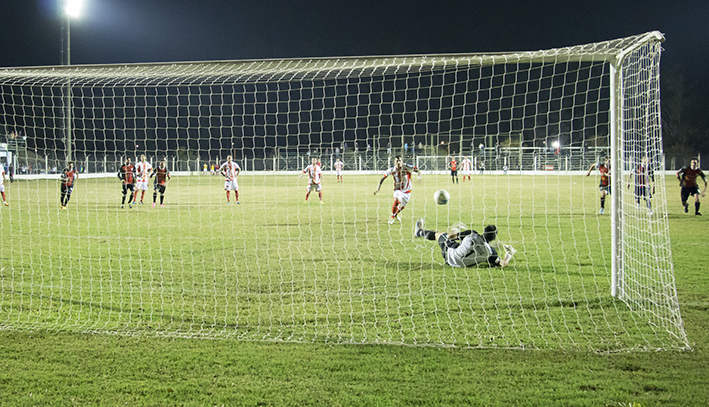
62 12 73 163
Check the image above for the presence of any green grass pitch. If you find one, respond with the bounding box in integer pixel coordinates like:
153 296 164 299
0 173 686 351
1 173 707 405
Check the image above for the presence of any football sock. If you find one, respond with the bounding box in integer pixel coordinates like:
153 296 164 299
391 199 400 217
140 191 145 202
153 193 157 203
600 196 606 208
696 202 701 214
305 192 310 201
1 191 5 201
226 191 230 201
421 230 437 240
121 195 126 205
160 195 164 204
318 191 322 201
128 193 134 204
235 190 239 201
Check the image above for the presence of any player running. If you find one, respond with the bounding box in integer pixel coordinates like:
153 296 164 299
676 157 707 215
133 154 153 205
448 156 459 184
60 161 77 210
150 160 171 207
0 166 8 206
461 156 473 182
414 218 516 268
586 157 611 214
374 155 420 224
334 158 344 183
118 157 136 209
628 156 655 215
219 155 241 204
300 157 323 204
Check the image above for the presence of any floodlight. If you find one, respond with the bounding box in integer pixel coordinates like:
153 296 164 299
552 141 560 148
64 0 84 18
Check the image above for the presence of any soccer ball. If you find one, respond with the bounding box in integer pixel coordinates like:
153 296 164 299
433 189 450 205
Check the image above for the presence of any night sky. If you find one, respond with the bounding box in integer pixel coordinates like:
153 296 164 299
1 0 707 88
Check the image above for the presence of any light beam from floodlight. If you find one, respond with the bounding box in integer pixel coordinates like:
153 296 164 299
61 0 84 164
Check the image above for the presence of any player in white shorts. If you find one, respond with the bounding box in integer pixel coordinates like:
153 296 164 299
461 156 473 182
374 155 420 224
219 155 241 204
300 157 323 203
134 154 153 205
334 158 344 182
1 166 8 206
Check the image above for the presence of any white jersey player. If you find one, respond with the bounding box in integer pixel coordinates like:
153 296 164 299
1 166 8 206
334 158 344 182
134 155 153 204
414 219 516 268
461 156 473 182
374 155 420 224
219 155 241 204
300 157 323 203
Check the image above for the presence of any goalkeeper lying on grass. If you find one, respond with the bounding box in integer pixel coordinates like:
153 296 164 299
414 219 516 268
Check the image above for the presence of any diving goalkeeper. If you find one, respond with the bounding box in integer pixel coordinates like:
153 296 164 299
414 219 516 267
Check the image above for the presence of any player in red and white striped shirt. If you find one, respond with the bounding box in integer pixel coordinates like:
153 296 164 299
133 155 153 205
0 166 8 206
374 155 420 224
461 156 473 182
219 155 241 204
300 157 323 203
334 158 344 182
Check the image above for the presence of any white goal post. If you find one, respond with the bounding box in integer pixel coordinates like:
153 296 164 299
0 31 689 351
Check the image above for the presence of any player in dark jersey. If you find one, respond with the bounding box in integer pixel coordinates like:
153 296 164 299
118 157 136 209
60 161 77 210
414 218 516 268
627 156 655 215
586 157 611 214
449 157 459 184
676 157 707 215
150 160 171 207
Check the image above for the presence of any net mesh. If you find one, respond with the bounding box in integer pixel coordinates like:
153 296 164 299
0 31 689 351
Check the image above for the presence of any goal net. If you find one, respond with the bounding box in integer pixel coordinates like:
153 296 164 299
0 31 689 351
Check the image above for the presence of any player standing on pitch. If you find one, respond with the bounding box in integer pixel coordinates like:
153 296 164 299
448 156 459 184
414 218 516 268
1 165 9 206
586 157 611 214
118 157 136 209
676 157 707 215
628 155 655 215
334 158 344 183
300 157 323 204
133 154 153 205
150 160 171 207
60 161 77 211
219 155 241 204
461 156 473 182
374 155 420 224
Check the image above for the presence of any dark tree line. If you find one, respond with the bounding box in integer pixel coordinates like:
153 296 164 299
661 68 709 165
